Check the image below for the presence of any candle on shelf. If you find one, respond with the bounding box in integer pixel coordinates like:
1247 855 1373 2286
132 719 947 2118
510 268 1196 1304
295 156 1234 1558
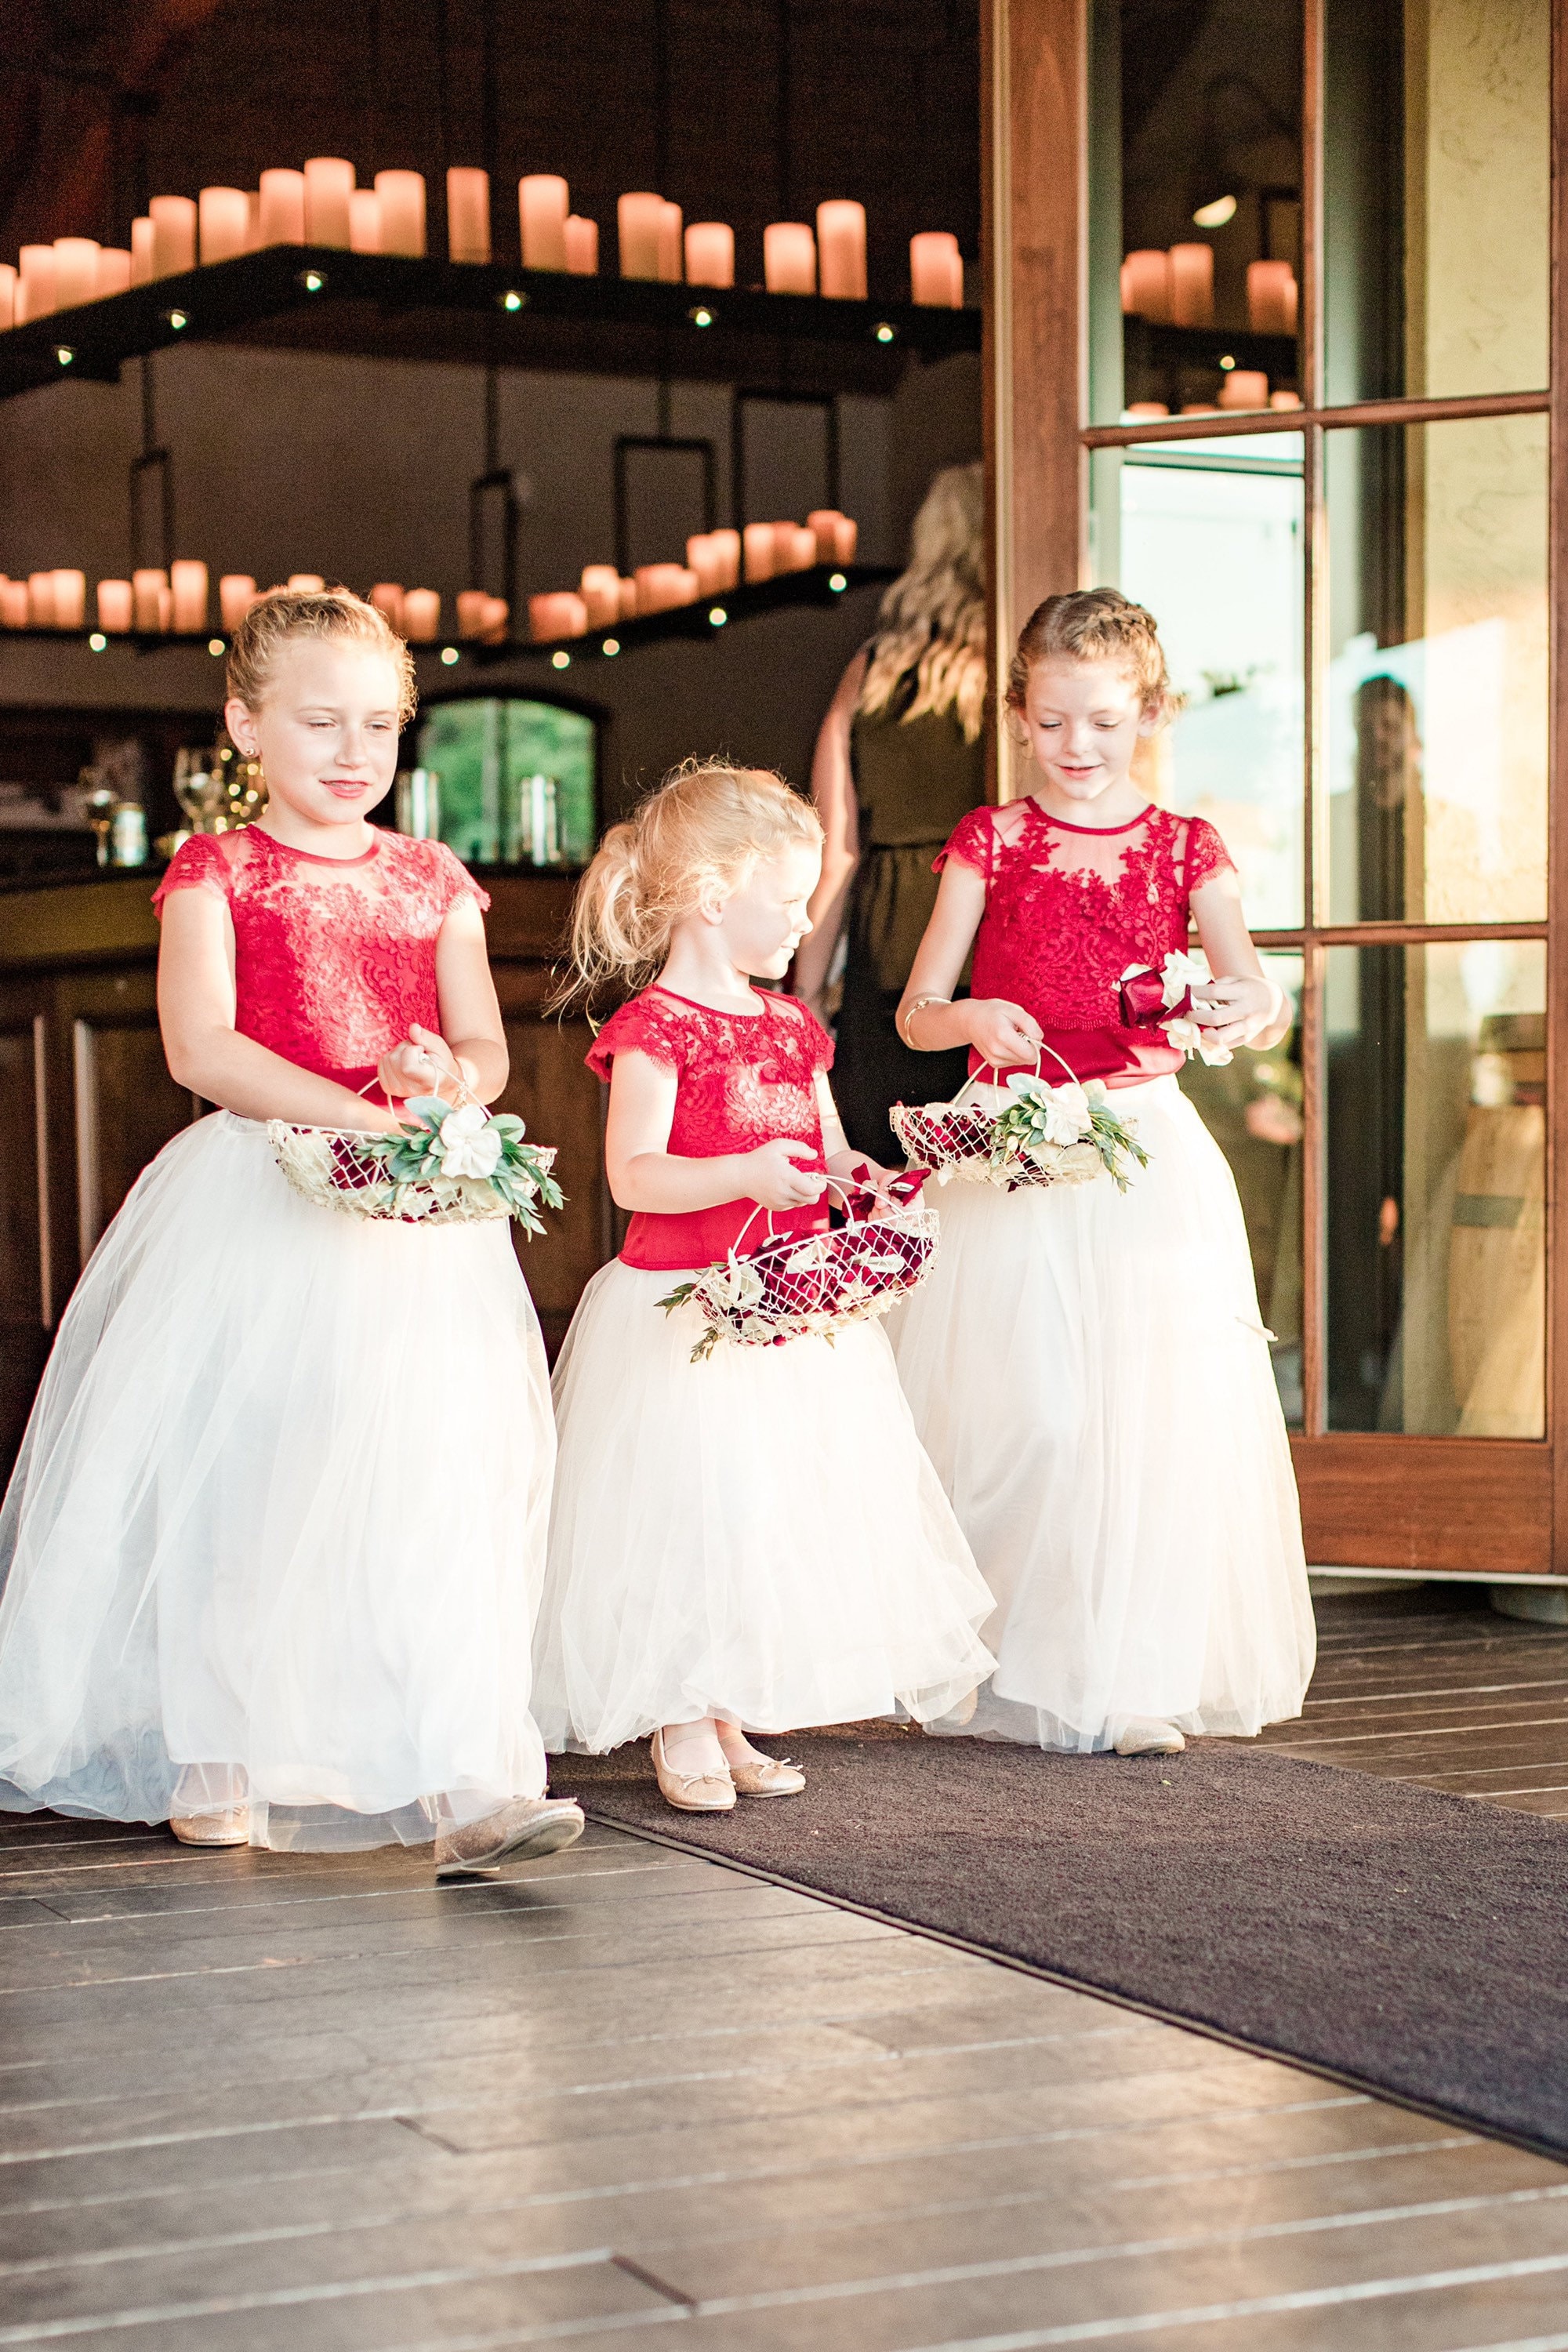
52 238 100 308
1247 260 1298 336
1167 243 1214 327
158 582 172 630
244 193 263 252
528 591 589 641
742 523 776 583
456 589 490 638
51 571 86 629
564 215 598 274
220 574 257 630
150 195 197 278
198 188 249 264
96 579 133 633
1180 402 1218 415
403 589 441 641
96 248 132 297
480 595 509 642
1218 368 1269 409
0 580 27 627
1119 249 1171 323
519 175 568 270
1123 401 1171 419
706 528 741 587
17 246 57 322
132 569 167 630
618 194 664 279
375 171 426 258
369 583 405 630
909 230 962 307
259 168 307 246
27 573 56 626
615 576 638 619
129 220 154 285
170 560 208 632
764 222 815 294
807 510 856 563
789 525 821 572
287 572 326 591
447 168 491 264
684 223 734 288
816 201 866 299
684 535 722 595
634 564 698 613
579 565 621 626
349 189 382 253
0 263 14 330
1269 388 1303 410
303 158 354 248
657 201 683 282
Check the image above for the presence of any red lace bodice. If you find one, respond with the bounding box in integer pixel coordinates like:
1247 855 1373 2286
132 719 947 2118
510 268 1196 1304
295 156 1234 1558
937 799 1234 1086
587 985 834 1272
152 827 489 1093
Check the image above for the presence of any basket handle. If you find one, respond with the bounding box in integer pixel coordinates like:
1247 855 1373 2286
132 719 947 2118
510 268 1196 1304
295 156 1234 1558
359 1051 483 1118
728 1169 869 1261
956 1040 1082 1102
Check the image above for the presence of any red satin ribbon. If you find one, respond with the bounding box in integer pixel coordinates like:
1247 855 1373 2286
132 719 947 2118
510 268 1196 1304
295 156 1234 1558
1118 966 1192 1028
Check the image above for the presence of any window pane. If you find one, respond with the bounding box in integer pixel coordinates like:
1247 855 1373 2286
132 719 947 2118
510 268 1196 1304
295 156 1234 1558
1090 0 1304 424
1325 416 1546 925
1324 0 1548 403
1326 939 1544 1435
1097 435 1303 927
1178 951 1304 1427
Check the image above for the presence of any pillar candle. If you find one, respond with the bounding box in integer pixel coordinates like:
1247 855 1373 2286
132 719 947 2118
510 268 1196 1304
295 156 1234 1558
129 220 154 285
51 570 86 629
1123 400 1171 419
198 188 248 264
564 215 598 274
1247 260 1298 336
742 523 776 582
788 524 820 572
766 521 800 572
764 222 815 295
287 572 325 591
220 574 257 630
618 194 664 279
579 565 621 626
170 560 208 632
402 589 441 641
150 195 197 278
528 591 588 641
815 201 866 299
259 168 307 247
96 248 132 297
1218 368 1269 410
52 238 100 308
634 564 698 612
684 223 734 289
1269 388 1303 410
616 576 638 619
480 595 509 643
807 510 857 563
0 580 27 626
132 569 167 630
349 189 382 252
657 201 683 282
158 582 173 630
27 573 56 627
684 535 722 594
1119 249 1171 324
244 192 263 252
1168 243 1214 328
0 263 14 329
456 589 491 638
705 528 741 588
447 168 491 264
369 583 405 631
96 579 133 632
519 175 568 270
375 171 426 258
17 246 57 322
303 158 354 248
909 230 961 307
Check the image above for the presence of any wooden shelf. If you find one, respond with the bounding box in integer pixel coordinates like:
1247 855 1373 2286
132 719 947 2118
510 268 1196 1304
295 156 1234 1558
0 248 980 405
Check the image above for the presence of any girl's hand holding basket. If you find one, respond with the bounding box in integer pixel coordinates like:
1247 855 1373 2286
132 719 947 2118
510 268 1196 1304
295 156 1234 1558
891 1041 1149 1196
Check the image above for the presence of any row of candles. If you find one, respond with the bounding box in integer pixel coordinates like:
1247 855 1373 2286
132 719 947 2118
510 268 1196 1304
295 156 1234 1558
0 509 858 644
1120 248 1299 337
1123 372 1301 418
0 165 967 325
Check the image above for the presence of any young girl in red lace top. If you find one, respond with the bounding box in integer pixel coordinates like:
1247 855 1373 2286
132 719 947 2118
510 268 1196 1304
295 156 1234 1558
892 590 1314 1757
0 590 582 1874
532 762 993 1811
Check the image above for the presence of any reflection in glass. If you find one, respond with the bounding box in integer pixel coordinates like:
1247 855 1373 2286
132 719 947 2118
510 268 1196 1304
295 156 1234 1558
1178 952 1304 1426
1089 0 1303 423
1326 417 1547 925
1324 0 1548 405
1327 940 1544 1436
1102 437 1302 928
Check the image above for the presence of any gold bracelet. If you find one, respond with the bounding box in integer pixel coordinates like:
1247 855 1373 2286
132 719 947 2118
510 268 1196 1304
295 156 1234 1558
899 994 952 1049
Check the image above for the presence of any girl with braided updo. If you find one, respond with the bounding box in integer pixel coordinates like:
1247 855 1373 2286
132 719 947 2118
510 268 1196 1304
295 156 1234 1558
891 588 1315 1759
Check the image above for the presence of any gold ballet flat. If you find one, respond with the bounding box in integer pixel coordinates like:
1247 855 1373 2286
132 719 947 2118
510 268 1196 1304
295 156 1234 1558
727 1754 806 1798
652 1726 736 1813
1113 1719 1187 1757
169 1809 249 1846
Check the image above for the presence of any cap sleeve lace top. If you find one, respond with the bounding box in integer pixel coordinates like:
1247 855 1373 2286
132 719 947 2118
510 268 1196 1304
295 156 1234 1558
586 985 835 1271
152 828 489 1094
935 800 1235 1086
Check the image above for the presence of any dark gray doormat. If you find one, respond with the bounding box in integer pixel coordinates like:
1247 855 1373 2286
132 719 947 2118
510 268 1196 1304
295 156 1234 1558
556 1731 1568 2161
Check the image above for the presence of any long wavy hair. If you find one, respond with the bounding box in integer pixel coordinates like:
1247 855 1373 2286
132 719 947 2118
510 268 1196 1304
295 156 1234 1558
856 461 986 745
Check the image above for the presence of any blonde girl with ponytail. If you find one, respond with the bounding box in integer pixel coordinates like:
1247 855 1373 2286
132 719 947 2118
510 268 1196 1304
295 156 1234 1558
534 760 993 1811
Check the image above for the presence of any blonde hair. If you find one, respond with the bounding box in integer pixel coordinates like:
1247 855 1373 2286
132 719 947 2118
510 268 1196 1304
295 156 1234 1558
1007 587 1177 722
857 461 986 744
226 587 418 724
561 759 822 1004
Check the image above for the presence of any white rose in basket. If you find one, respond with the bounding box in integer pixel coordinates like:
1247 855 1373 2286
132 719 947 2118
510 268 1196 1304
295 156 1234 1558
437 1102 506 1179
1005 1070 1094 1145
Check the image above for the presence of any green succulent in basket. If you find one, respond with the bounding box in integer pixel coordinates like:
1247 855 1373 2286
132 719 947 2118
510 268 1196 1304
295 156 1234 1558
989 1073 1150 1193
365 1096 564 1236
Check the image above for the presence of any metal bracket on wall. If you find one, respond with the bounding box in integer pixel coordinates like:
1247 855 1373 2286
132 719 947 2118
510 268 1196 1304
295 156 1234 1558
729 387 840 530
612 436 718 578
129 358 173 575
469 466 519 613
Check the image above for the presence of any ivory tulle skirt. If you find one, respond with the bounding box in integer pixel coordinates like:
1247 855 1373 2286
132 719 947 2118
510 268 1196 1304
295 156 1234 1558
890 1076 1315 1751
533 1259 996 1753
0 1112 555 1849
